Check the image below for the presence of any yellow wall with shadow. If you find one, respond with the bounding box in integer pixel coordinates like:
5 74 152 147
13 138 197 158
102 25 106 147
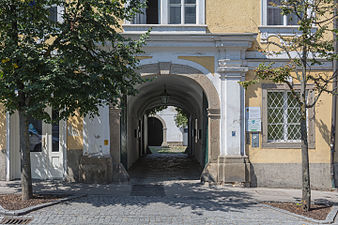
178 56 215 74
67 111 83 150
245 70 332 164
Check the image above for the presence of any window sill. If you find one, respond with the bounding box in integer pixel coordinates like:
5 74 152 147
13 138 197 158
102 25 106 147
258 25 317 43
262 142 315 149
123 24 208 34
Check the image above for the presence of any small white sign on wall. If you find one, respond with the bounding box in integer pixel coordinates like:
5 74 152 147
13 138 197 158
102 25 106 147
246 107 262 132
247 119 262 132
246 107 261 119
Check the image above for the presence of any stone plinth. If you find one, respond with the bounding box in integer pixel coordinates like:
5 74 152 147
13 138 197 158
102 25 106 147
79 155 113 184
217 156 250 186
201 156 251 186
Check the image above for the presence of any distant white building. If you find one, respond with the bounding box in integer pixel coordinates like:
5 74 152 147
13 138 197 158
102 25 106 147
155 106 186 146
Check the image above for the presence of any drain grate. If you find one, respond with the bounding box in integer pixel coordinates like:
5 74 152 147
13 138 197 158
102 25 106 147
0 217 32 224
130 184 165 197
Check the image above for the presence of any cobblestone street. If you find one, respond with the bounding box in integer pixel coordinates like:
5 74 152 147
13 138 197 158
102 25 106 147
0 153 337 224
27 194 307 225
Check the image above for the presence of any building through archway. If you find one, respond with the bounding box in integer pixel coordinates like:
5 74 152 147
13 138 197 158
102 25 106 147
147 117 164 146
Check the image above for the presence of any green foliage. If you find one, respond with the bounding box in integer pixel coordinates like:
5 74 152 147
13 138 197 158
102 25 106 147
0 0 147 122
175 107 188 128
240 63 293 89
147 105 168 116
241 0 338 108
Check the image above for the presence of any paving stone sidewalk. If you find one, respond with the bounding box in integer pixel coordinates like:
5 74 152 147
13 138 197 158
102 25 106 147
1 154 337 224
0 180 337 225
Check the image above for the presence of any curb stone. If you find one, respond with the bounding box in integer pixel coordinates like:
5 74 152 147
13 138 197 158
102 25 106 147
0 194 87 216
262 203 338 224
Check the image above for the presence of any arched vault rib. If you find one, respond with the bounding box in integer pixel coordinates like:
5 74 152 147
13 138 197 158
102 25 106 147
136 63 220 111
134 93 201 118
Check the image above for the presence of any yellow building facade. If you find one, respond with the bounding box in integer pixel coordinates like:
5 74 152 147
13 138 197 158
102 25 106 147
0 0 337 189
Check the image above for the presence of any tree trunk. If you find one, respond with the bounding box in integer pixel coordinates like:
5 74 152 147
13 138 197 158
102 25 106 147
300 66 311 211
19 110 33 200
301 107 311 211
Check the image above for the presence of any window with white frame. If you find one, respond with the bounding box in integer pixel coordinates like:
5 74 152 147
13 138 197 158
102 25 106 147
131 0 203 25
169 0 196 24
262 84 315 148
264 0 300 26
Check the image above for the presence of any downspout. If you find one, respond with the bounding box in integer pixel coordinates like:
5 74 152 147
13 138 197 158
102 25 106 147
6 112 10 181
330 0 337 188
241 77 246 156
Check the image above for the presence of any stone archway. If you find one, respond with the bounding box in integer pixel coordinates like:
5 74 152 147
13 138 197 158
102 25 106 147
126 62 221 181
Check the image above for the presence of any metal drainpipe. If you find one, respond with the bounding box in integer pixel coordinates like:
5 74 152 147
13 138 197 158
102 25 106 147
330 0 337 188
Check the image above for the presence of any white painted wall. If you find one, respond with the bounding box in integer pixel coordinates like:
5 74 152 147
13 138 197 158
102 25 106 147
156 106 184 144
83 105 111 156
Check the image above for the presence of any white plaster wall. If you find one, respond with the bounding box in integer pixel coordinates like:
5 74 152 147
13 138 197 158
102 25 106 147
156 106 183 143
83 105 110 156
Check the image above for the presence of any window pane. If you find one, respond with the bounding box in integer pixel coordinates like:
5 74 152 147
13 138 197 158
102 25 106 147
287 13 300 25
267 91 285 142
267 7 283 25
267 90 303 143
268 92 283 107
268 108 283 124
287 124 301 140
170 0 181 4
49 6 57 22
268 124 283 141
287 92 300 107
52 110 60 152
185 0 196 3
169 6 181 24
28 117 42 152
268 0 281 5
267 91 284 141
146 0 159 24
185 6 196 24
287 108 301 124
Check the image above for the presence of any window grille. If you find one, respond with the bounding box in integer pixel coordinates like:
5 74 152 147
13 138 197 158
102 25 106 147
267 90 301 142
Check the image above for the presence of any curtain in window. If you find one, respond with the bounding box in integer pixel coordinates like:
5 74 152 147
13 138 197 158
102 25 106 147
132 0 147 24
267 0 283 25
169 0 196 24
169 0 181 24
49 6 58 23
184 0 196 24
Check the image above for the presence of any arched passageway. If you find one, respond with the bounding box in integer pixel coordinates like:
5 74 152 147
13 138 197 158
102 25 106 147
122 63 220 182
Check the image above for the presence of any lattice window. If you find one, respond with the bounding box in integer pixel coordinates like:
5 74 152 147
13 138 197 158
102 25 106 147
267 90 301 142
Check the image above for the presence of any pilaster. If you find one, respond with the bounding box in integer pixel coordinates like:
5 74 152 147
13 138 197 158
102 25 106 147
215 56 251 185
218 59 247 156
109 105 129 183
